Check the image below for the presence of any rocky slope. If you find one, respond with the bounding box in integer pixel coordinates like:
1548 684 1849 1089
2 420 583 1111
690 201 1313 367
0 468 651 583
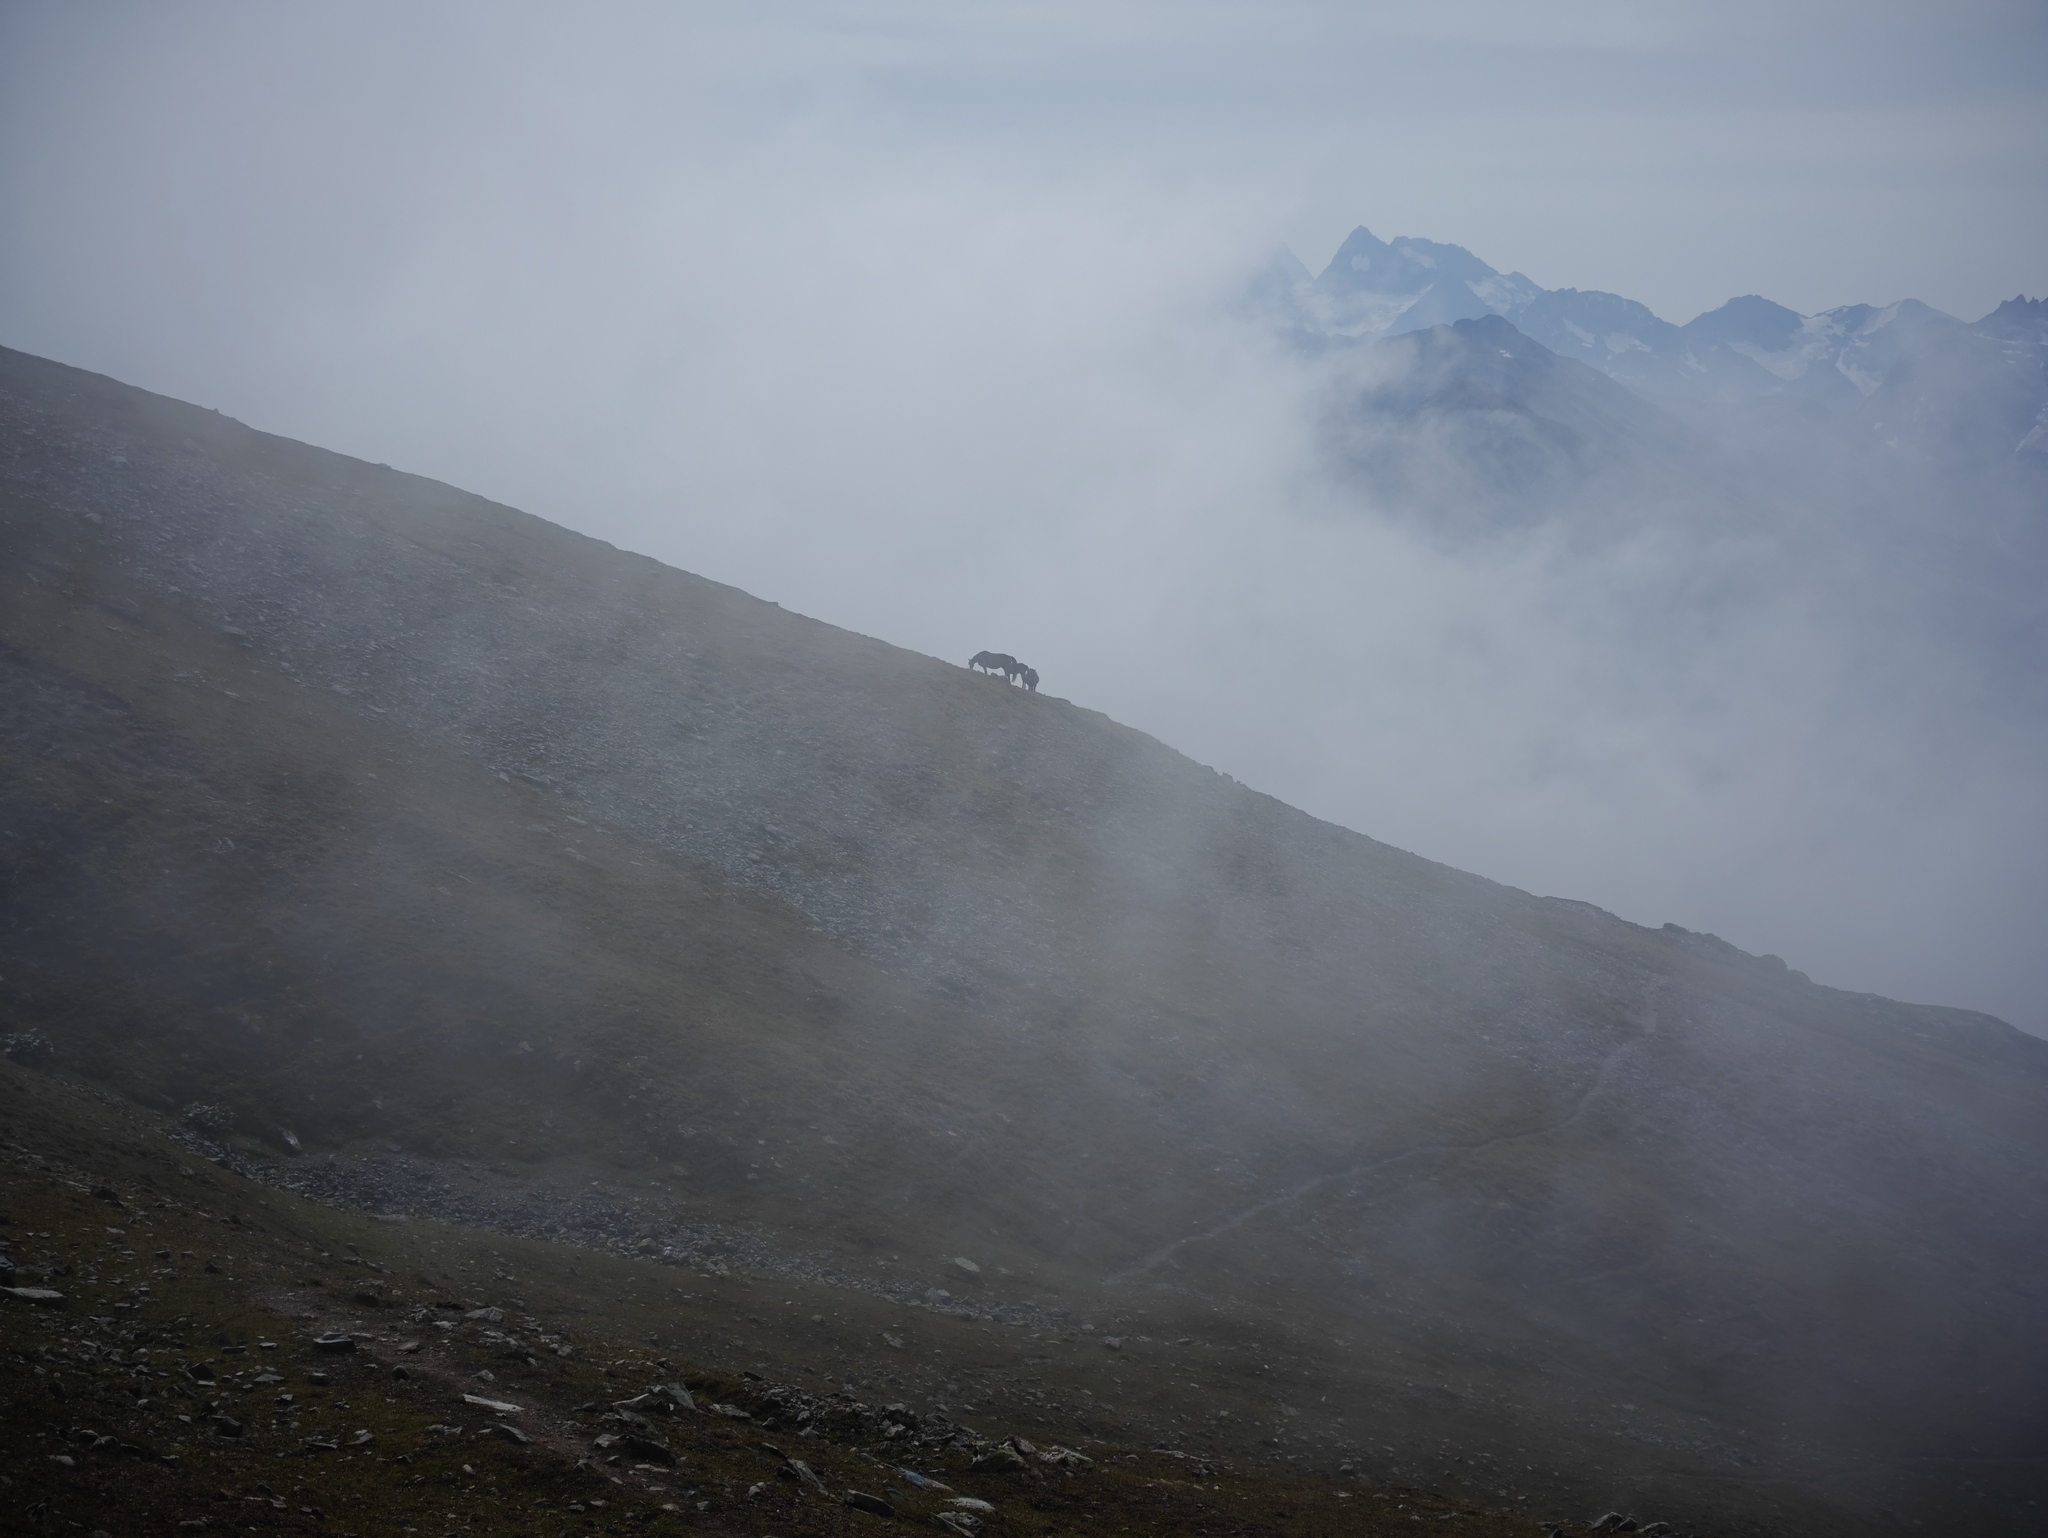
4 344 2045 1534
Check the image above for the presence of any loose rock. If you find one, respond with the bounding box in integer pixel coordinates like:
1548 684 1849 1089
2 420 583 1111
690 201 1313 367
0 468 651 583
621 1436 674 1464
3 1286 67 1305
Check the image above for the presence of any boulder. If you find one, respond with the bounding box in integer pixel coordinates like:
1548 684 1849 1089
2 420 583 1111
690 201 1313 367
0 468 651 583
778 1458 827 1492
970 1443 1029 1474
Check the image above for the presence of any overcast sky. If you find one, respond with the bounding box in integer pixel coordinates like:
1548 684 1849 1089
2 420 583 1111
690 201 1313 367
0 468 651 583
4 2 2046 1031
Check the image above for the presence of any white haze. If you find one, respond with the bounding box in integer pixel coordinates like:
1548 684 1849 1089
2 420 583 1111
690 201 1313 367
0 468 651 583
2 2 2045 1033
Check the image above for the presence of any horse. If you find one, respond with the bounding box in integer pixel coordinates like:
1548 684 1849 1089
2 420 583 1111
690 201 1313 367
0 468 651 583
970 650 1019 676
1021 667 1039 692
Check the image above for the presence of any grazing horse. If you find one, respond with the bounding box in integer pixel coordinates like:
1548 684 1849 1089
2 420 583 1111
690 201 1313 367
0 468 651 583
969 650 1019 675
1021 667 1039 692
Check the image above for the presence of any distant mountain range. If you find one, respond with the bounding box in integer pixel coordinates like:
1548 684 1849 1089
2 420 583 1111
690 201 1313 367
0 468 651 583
1255 227 2048 465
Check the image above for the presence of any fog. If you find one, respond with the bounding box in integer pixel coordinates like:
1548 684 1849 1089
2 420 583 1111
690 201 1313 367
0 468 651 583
3 1 2045 1033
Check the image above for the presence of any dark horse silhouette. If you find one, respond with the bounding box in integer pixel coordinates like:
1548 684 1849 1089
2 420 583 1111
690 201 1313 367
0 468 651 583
970 651 1037 688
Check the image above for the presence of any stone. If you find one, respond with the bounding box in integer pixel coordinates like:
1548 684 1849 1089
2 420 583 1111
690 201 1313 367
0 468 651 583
843 1490 896 1518
489 1423 531 1446
656 1382 696 1412
3 1286 66 1305
935 1514 981 1537
950 1257 980 1277
210 1415 242 1437
948 1498 996 1514
970 1443 1029 1474
461 1394 521 1414
309 1334 355 1353
466 1307 504 1323
623 1435 674 1464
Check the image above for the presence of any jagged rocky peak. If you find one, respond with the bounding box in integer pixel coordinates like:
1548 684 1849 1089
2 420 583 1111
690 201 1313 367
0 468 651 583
1978 293 2048 339
1296 226 1539 338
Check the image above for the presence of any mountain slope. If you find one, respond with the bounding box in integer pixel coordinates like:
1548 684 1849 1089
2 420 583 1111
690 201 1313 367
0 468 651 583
1315 314 1726 530
1859 295 2048 468
4 344 2046 1535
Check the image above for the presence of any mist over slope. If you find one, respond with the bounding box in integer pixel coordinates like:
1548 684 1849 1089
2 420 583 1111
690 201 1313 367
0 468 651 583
5 344 2048 1533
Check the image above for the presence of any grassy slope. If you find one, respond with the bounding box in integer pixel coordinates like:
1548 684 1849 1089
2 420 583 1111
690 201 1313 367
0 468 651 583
2 345 2045 1534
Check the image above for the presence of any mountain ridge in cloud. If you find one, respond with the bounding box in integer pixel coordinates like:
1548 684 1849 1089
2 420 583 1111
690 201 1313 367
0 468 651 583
1259 224 2044 436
